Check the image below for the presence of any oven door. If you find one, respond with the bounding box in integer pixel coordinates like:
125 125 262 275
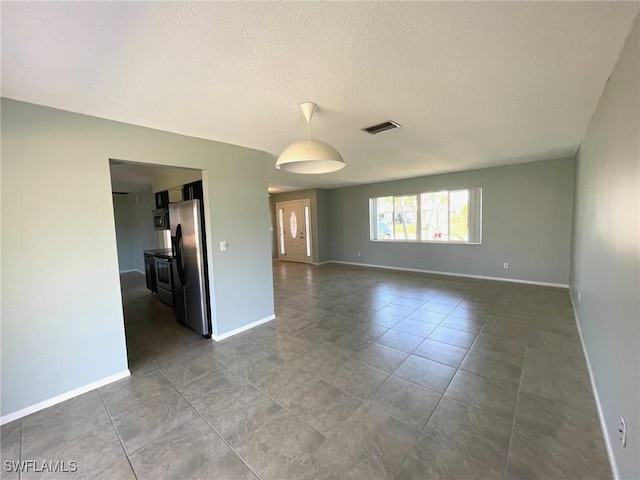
154 257 174 306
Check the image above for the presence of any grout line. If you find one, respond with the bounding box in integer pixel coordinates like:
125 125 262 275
373 297 475 478
123 449 140 479
393 302 509 479
392 335 465 480
122 265 562 479
502 344 528 479
393 391 443 480
211 335 405 475
154 367 264 480
96 388 140 480
249 379 374 475
171 341 401 478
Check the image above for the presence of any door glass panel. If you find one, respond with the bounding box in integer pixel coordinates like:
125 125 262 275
289 211 297 239
156 263 169 284
278 208 285 254
304 206 311 256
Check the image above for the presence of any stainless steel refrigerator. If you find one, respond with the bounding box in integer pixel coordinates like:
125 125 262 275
169 200 211 338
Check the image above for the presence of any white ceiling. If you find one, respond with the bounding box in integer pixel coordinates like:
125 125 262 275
2 2 638 191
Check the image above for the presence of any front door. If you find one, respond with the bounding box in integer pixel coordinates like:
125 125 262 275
276 199 312 264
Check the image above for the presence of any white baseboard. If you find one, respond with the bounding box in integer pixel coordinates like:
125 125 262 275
569 291 619 480
0 369 131 426
313 261 332 266
119 269 137 273
330 261 569 288
135 269 145 275
212 314 276 342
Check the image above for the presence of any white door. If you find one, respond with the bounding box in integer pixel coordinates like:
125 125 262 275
276 199 312 264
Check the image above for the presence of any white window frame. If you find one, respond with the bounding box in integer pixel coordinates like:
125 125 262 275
369 187 482 244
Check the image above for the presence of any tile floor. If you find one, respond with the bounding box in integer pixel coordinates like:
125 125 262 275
1 262 612 479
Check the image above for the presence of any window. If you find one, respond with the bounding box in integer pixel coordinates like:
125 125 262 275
370 187 482 244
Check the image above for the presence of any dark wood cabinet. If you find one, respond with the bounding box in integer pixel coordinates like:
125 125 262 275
182 180 203 202
144 253 157 292
155 190 169 209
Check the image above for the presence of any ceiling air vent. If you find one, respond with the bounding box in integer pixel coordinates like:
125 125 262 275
362 120 401 135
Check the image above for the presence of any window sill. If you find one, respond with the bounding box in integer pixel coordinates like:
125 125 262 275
370 239 482 245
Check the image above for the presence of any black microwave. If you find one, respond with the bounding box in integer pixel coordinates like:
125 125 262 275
153 209 169 230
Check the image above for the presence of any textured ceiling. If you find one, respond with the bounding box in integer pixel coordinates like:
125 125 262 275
2 2 638 191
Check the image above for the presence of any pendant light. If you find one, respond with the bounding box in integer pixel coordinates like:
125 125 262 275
276 102 346 174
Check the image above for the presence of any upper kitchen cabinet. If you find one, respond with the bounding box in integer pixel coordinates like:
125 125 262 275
155 190 169 209
183 180 203 202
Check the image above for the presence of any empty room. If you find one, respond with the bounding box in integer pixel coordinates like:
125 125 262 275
1 2 638 480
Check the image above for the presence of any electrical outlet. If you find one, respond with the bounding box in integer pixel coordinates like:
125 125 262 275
357 252 361 257
503 262 509 269
619 417 627 447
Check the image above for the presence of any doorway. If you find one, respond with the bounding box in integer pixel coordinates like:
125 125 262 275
276 199 313 264
110 160 213 373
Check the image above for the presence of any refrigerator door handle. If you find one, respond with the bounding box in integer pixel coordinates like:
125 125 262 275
175 224 186 285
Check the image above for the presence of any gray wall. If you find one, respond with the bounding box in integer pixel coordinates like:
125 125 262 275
1 98 274 418
112 194 136 271
269 189 331 264
112 189 159 272
571 16 639 480
315 189 331 263
328 157 575 285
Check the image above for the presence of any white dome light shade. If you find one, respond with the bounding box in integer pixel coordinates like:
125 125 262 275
276 102 346 174
276 139 346 174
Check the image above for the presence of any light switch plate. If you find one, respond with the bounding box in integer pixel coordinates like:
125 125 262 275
220 241 227 251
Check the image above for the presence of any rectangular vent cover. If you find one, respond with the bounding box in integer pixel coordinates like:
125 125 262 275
362 120 401 135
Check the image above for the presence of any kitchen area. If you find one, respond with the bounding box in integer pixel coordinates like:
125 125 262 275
110 162 212 343
144 180 211 338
